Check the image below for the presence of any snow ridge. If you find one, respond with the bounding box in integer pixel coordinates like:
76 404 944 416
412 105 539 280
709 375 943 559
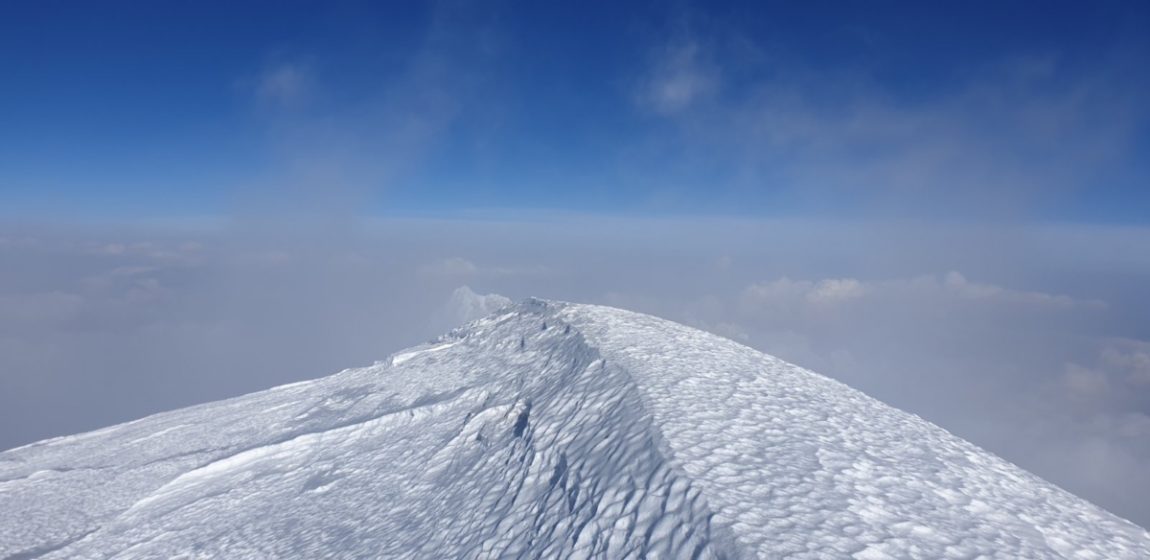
1 299 1148 559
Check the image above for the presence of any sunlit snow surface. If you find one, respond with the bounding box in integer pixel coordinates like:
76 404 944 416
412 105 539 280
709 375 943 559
2 300 1148 559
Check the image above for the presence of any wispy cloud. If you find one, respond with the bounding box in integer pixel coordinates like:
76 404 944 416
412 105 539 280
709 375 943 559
636 40 719 115
633 27 1149 219
236 5 504 225
255 62 312 109
436 285 513 328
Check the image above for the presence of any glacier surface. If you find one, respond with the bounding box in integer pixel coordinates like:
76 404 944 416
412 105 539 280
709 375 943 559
1 299 1148 559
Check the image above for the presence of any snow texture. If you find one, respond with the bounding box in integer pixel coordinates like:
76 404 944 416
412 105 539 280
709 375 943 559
1 299 1148 559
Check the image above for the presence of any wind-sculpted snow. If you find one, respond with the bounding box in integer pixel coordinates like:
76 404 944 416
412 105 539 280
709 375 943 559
561 305 1150 558
2 300 1149 559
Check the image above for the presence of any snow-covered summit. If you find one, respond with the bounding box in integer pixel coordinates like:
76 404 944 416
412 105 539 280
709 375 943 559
2 299 1148 559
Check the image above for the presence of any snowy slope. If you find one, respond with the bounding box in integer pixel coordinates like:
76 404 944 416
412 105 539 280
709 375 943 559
1 300 1148 559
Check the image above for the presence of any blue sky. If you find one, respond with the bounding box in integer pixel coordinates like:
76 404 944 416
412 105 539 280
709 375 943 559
2 1 1148 222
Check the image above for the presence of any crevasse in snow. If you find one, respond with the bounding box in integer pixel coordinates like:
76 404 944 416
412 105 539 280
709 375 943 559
1 299 1148 559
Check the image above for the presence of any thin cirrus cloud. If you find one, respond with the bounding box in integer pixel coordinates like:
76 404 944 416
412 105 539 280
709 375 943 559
629 29 1149 219
232 5 504 222
636 40 720 115
254 62 313 109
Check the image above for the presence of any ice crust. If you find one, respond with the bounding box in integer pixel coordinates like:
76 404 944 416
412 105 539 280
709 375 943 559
1 299 1148 559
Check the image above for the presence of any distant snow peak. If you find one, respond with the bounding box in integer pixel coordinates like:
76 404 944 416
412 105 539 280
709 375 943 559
2 298 1149 559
